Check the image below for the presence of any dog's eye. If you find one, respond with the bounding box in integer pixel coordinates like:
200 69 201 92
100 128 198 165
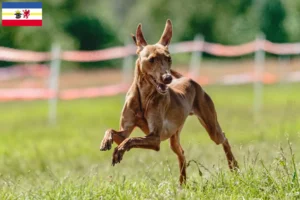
149 57 155 63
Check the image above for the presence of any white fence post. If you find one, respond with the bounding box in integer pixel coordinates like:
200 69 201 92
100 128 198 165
189 34 204 80
122 39 134 85
48 43 61 125
253 33 265 122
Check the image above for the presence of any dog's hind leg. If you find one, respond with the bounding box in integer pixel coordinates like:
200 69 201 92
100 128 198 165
192 82 238 170
170 131 186 185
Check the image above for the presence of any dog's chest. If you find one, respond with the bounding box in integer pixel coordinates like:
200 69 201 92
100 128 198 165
160 119 177 140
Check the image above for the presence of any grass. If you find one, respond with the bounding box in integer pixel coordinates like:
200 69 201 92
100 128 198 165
0 83 300 199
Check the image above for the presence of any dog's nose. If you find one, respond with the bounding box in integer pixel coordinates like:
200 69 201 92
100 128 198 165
162 74 173 84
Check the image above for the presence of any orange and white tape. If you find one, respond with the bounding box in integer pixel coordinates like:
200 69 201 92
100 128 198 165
1 71 300 101
0 40 299 62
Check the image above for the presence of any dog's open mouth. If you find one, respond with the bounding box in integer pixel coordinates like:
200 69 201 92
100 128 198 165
156 82 168 94
151 77 168 94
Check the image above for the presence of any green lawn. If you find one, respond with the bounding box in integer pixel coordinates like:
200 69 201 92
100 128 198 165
1 83 300 199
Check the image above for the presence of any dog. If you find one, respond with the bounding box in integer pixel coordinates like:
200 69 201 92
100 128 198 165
100 19 238 185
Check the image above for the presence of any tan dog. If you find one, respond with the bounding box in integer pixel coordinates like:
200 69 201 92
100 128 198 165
100 19 238 185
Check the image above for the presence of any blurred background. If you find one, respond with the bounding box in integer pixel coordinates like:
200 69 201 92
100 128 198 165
1 0 300 52
1 0 300 198
1 0 300 93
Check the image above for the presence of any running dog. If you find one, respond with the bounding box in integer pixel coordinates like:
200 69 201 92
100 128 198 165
100 19 238 185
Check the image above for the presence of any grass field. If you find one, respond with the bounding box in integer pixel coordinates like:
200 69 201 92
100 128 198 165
1 83 300 199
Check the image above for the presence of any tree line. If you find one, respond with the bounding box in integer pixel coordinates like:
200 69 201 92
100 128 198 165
1 0 299 67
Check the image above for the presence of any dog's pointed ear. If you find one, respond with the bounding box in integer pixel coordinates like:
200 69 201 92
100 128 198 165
158 19 172 46
135 23 148 48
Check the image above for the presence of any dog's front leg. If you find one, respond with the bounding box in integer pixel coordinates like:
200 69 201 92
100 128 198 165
100 101 136 151
112 133 160 166
100 129 132 151
111 113 163 165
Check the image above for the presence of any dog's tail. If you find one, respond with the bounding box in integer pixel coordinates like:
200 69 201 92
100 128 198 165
170 69 183 78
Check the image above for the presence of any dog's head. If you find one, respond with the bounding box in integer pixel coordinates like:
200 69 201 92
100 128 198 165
132 19 173 95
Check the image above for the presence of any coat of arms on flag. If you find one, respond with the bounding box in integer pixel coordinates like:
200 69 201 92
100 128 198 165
2 2 42 26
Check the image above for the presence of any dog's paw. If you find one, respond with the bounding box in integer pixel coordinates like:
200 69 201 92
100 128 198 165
229 160 239 171
100 138 112 151
100 129 113 151
112 147 125 166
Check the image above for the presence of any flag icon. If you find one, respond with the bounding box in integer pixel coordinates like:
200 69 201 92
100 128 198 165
2 2 42 26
